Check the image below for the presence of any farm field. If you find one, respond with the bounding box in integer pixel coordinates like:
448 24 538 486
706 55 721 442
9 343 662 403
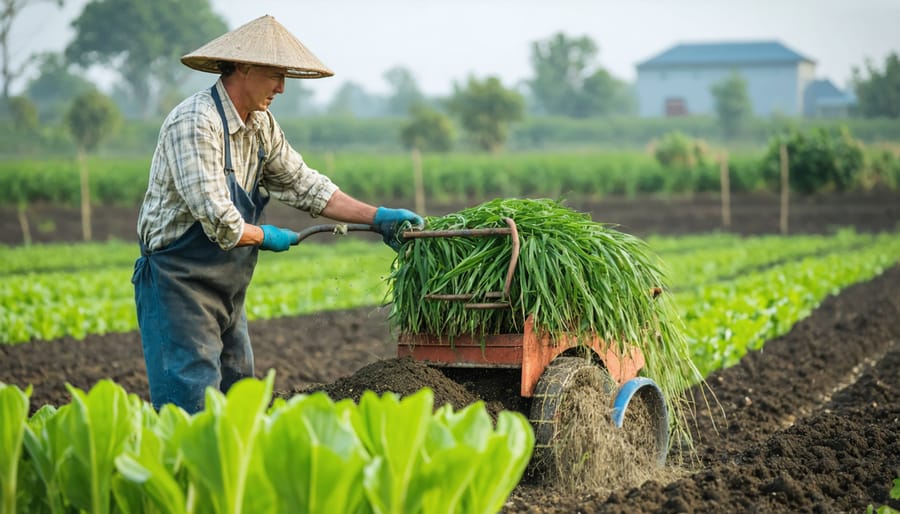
1 197 899 512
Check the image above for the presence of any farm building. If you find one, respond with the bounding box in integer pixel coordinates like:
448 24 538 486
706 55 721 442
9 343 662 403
635 40 855 118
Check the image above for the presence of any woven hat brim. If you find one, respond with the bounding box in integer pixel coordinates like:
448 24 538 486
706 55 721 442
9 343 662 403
181 15 333 79
181 57 332 79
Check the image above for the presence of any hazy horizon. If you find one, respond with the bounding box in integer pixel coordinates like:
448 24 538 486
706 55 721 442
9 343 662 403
10 0 900 102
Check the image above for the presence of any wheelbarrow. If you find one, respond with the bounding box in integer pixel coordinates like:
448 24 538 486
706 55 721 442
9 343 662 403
293 220 670 466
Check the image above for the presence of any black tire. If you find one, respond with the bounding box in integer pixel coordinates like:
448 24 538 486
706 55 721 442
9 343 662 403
528 356 615 474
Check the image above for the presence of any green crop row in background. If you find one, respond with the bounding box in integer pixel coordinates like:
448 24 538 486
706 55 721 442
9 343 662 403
2 231 898 384
2 148 899 209
6 114 900 156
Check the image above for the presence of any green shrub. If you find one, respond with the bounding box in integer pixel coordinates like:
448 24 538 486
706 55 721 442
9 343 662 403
761 126 865 194
652 131 710 169
400 105 455 152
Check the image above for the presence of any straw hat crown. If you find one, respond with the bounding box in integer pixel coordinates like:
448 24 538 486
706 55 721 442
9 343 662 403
181 15 333 79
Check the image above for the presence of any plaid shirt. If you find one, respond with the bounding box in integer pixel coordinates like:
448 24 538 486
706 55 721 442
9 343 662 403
137 79 338 251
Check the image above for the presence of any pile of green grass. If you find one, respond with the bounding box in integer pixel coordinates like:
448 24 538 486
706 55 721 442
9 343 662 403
387 198 703 444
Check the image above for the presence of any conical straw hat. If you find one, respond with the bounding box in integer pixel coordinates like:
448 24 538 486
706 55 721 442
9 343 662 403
181 15 333 79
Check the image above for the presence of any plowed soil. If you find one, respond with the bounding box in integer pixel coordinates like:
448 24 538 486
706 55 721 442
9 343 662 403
2 194 900 513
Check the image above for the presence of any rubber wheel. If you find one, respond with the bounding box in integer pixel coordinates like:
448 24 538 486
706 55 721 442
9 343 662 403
528 356 616 472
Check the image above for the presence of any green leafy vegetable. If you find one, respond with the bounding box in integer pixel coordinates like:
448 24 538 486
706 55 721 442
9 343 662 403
0 384 29 514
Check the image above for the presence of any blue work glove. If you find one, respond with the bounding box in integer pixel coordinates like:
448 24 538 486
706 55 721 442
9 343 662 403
259 225 299 252
373 207 424 251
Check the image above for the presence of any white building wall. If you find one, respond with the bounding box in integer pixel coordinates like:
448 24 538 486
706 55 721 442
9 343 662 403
796 61 817 112
637 62 810 117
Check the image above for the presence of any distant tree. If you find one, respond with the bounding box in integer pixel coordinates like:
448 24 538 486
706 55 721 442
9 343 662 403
326 81 385 117
853 52 900 119
580 67 636 116
526 32 633 117
527 33 594 116
384 66 424 116
400 104 454 152
710 71 752 139
64 89 119 241
24 52 93 122
0 0 64 101
269 80 318 118
446 76 524 152
65 0 227 119
6 94 38 131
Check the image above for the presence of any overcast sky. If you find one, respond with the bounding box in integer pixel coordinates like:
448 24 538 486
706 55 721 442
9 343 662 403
10 0 900 101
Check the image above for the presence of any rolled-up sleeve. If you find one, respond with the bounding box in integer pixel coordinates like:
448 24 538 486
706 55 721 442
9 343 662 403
164 109 245 250
259 114 338 216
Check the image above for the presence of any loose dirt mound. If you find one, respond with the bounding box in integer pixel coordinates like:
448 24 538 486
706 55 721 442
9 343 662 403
294 356 493 416
1 267 899 512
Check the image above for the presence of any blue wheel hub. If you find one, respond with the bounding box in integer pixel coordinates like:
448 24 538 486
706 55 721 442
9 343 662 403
611 377 670 465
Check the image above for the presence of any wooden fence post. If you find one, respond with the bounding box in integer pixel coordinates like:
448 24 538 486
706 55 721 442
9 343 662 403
779 143 789 235
78 148 92 242
720 151 731 229
17 201 31 246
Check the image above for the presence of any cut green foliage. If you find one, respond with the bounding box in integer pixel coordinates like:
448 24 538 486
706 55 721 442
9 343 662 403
388 198 702 443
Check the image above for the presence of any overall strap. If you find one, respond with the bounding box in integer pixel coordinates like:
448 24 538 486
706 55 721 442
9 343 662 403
251 134 267 192
210 85 233 173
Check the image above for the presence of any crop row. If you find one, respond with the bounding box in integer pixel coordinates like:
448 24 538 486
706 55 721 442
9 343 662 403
661 229 872 290
0 373 532 514
2 232 898 381
0 240 392 343
675 235 900 375
0 151 781 209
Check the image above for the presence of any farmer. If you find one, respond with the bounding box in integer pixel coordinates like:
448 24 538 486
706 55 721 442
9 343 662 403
132 15 422 413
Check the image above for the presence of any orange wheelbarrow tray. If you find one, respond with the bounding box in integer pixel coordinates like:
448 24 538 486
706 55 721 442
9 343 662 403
394 218 670 464
293 219 670 464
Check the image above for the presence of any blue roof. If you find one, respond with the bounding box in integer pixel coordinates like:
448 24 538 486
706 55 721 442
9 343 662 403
637 41 814 69
804 79 856 110
805 79 844 99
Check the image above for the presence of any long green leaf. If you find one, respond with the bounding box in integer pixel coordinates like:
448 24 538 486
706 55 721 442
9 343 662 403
59 380 140 514
0 384 29 514
179 371 274 514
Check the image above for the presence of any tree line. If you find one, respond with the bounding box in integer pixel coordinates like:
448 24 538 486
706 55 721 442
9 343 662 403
2 0 900 154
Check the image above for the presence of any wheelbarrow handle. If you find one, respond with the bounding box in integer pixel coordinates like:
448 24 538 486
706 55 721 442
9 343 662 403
291 223 380 244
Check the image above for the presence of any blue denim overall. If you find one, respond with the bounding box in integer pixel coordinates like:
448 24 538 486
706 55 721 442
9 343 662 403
132 86 268 413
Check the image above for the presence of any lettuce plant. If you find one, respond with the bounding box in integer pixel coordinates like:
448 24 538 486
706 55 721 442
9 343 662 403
0 384 29 514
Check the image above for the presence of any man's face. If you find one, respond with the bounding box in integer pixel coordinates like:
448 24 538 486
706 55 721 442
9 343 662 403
239 65 286 113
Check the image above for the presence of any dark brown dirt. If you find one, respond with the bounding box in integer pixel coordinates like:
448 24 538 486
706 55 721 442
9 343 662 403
1 195 900 513
3 190 899 245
